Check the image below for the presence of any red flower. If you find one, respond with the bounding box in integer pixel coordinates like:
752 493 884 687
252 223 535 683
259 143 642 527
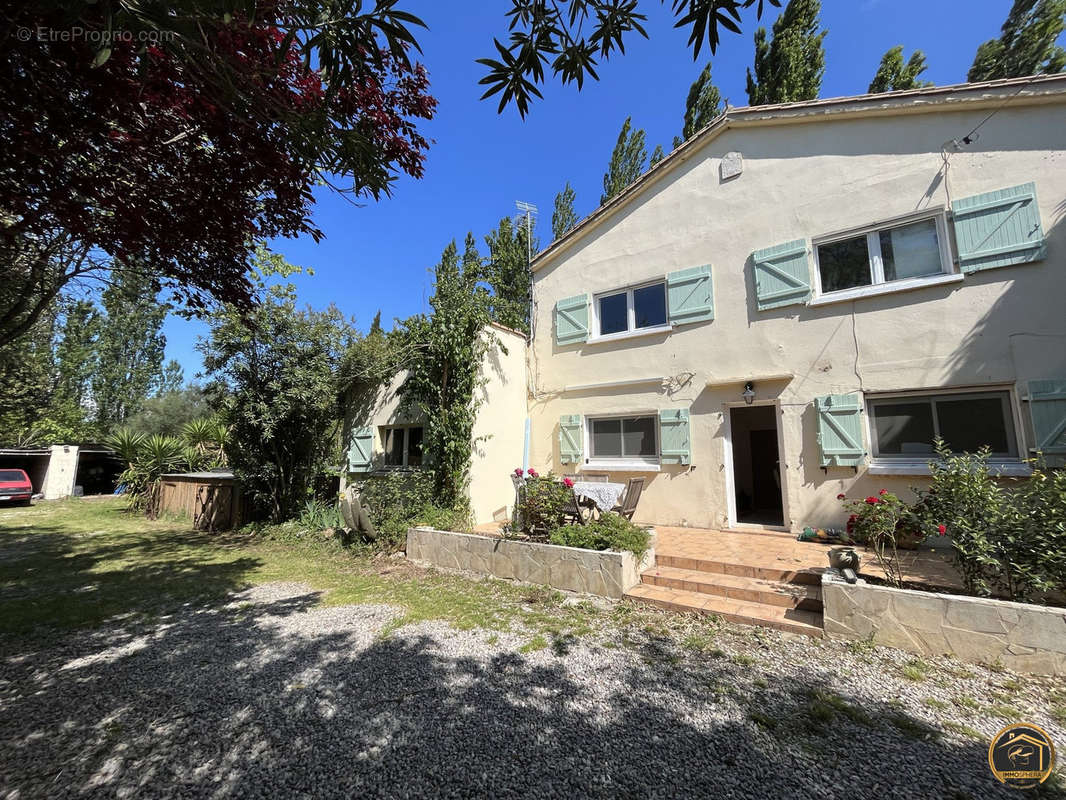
514 468 524 477
527 468 539 478
879 488 888 496
563 477 574 488
865 496 878 505
937 524 947 535
848 514 857 522
836 493 846 500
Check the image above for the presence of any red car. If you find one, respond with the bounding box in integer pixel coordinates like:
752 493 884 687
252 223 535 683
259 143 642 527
0 469 33 506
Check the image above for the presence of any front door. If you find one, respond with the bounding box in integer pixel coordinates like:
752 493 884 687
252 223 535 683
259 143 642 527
729 405 784 527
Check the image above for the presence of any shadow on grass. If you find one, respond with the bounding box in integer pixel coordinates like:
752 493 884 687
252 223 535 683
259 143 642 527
0 509 261 634
1 587 1055 800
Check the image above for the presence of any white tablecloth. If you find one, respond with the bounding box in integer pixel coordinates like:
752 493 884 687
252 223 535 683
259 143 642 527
572 481 626 512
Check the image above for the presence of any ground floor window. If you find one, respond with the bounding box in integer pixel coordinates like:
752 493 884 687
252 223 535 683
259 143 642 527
588 415 658 462
381 426 424 467
867 390 1017 459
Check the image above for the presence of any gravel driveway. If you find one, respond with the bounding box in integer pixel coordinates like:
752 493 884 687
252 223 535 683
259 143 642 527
2 581 1063 799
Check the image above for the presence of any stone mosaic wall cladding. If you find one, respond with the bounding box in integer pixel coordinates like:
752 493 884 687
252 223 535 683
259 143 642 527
822 571 1066 676
406 528 655 599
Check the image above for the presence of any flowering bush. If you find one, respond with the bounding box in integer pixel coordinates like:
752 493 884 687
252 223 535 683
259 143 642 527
916 443 1066 601
839 489 925 549
511 473 571 538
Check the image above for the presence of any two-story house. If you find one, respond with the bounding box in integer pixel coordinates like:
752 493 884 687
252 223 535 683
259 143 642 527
527 75 1066 533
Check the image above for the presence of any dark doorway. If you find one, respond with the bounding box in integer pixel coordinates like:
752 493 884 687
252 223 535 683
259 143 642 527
729 405 784 527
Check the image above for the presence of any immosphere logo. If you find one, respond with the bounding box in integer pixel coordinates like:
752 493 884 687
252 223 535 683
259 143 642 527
988 723 1056 789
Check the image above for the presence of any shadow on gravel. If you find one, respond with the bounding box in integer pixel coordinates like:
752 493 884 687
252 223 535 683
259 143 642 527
1 590 1051 800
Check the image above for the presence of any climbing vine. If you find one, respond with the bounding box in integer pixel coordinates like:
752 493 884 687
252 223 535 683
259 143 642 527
399 234 495 510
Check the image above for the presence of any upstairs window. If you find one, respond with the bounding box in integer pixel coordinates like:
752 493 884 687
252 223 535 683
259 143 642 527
594 281 667 337
381 426 424 468
815 216 952 297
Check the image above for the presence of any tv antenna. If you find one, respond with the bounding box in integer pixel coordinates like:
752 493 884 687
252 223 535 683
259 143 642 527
515 201 537 264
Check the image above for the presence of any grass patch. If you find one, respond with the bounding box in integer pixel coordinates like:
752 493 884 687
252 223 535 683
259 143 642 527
1050 690 1066 725
955 695 980 711
985 703 1024 721
941 721 985 741
730 652 757 667
0 498 600 642
900 658 932 682
921 697 950 711
749 711 778 731
846 635 878 656
886 712 938 740
801 688 872 731
519 635 548 653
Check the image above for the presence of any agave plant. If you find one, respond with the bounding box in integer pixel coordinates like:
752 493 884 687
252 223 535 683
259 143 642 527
180 418 229 470
105 429 187 513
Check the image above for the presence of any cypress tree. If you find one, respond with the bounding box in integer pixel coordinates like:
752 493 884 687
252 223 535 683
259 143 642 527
674 63 723 148
551 183 578 240
968 0 1066 82
869 46 933 93
601 117 647 205
745 0 826 106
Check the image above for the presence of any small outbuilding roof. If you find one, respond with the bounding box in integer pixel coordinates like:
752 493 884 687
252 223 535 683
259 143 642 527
160 471 236 480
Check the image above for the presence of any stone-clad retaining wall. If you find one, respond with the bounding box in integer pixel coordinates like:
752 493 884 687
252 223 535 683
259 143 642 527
822 570 1066 676
406 527 655 599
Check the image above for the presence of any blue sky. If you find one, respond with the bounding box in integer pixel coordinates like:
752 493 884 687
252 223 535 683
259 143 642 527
162 0 1057 379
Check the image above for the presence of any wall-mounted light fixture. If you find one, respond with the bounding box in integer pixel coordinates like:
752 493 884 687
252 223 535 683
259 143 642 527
742 381 756 405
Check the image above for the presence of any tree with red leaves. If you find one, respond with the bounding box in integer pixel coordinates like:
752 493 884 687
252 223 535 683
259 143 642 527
0 1 436 342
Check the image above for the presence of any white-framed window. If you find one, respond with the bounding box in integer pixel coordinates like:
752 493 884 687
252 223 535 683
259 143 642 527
381 425 424 468
867 389 1019 461
593 280 668 338
812 213 954 300
585 413 660 468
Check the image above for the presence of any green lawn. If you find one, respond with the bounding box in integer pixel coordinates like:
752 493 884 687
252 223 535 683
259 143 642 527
0 497 608 640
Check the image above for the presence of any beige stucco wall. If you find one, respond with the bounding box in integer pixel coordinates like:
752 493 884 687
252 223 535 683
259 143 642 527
528 100 1066 531
343 324 528 524
469 326 528 523
42 445 78 500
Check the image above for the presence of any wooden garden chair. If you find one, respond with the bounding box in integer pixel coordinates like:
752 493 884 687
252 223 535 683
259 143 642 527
561 486 589 525
611 477 645 521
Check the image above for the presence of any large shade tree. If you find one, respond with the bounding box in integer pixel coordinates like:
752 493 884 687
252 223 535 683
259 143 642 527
479 0 781 116
1 1 436 343
868 45 932 93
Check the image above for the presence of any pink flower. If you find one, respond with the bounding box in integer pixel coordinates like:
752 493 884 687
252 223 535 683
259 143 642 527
563 477 574 488
527 468 539 478
879 488 888 496
836 493 846 500
937 524 947 536
514 468 524 477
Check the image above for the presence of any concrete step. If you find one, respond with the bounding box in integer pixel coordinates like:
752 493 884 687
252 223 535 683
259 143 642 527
641 565 823 612
625 584 824 638
655 552 823 586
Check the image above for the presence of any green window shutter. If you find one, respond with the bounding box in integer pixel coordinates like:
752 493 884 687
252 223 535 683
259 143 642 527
667 265 714 325
1028 380 1066 454
559 415 583 463
660 408 691 465
951 182 1046 273
751 239 811 311
347 427 373 471
815 394 865 468
555 294 589 345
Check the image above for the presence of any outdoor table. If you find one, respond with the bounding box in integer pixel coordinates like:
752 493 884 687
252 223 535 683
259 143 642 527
572 481 626 512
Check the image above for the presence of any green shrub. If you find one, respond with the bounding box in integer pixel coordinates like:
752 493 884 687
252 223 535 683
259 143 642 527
355 470 470 549
549 512 651 559
514 473 572 535
298 498 342 531
919 443 1066 601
